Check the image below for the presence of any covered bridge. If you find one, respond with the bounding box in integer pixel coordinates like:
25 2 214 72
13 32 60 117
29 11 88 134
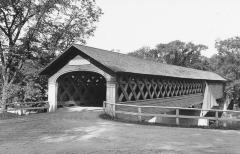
40 45 226 115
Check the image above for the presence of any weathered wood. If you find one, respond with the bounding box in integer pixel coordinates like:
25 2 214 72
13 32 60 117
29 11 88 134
114 110 240 121
6 101 49 112
128 78 138 101
104 102 240 123
117 74 204 102
138 107 142 122
7 101 48 105
119 94 203 106
215 111 219 127
57 71 106 106
137 79 146 100
113 102 240 113
119 83 130 101
176 108 179 125
151 79 158 98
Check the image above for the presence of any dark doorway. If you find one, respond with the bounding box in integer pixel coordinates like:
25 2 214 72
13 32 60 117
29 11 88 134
57 71 106 107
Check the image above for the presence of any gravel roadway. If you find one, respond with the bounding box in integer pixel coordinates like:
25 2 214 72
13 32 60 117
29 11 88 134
0 106 240 154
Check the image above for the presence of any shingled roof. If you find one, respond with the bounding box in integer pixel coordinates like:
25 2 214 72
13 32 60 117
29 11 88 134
40 44 226 81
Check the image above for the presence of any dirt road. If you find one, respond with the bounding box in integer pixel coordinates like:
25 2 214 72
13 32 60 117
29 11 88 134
0 107 240 154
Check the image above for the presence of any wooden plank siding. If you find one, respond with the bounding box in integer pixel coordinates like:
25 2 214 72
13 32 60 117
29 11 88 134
208 82 224 99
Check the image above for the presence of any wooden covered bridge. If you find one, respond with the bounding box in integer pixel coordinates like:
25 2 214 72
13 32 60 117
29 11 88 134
40 45 226 120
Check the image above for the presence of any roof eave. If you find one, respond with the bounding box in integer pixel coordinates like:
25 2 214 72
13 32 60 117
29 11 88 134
39 45 74 75
39 45 116 77
115 71 227 82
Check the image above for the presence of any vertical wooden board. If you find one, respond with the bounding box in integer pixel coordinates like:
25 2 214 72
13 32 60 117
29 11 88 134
208 82 224 99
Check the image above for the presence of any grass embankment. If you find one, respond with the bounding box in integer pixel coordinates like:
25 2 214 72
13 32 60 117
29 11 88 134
0 112 18 120
99 113 240 130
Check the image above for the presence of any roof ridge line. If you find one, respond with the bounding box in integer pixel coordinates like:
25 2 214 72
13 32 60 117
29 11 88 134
73 44 217 74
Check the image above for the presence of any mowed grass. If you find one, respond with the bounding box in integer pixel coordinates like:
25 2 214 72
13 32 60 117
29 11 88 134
0 112 19 120
0 106 240 154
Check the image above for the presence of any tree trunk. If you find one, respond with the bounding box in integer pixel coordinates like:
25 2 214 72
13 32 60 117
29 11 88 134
1 83 8 112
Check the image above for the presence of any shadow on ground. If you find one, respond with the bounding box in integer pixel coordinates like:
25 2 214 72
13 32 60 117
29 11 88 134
0 106 240 154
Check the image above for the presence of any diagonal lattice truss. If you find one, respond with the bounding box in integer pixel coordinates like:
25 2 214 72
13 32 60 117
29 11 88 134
117 75 204 102
57 71 106 103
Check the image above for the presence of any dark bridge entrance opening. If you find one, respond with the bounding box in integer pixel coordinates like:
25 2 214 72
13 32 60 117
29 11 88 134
57 71 106 107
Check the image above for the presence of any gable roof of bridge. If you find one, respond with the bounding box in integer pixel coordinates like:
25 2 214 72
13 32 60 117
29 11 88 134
40 44 226 82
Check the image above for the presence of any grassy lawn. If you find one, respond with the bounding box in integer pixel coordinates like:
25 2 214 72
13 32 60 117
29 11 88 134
0 106 240 154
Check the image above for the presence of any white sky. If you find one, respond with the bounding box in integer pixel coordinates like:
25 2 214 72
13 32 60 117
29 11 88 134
87 0 240 57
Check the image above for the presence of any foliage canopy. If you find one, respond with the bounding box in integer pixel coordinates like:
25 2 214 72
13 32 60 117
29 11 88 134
129 40 208 70
0 0 102 108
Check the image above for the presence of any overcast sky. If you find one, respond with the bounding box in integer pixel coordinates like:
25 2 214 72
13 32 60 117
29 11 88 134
87 0 240 57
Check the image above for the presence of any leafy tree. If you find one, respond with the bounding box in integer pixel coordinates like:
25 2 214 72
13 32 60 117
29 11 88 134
212 37 240 108
214 37 240 81
0 0 102 110
190 56 212 71
155 40 208 68
128 46 163 62
129 40 208 69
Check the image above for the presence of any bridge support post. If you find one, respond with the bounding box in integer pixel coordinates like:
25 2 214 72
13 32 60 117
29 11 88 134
106 77 117 117
48 80 58 112
215 111 219 127
176 108 180 125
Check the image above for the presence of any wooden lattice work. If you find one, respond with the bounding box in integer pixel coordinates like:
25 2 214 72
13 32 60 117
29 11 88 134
117 74 204 102
57 71 106 106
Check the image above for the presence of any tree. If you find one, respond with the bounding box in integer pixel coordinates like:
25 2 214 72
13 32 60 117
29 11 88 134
190 56 211 71
128 46 163 62
0 0 102 111
129 40 208 69
155 40 208 68
214 37 240 81
212 37 240 108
